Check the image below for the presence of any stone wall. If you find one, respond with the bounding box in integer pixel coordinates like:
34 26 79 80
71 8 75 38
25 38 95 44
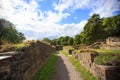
55 45 63 51
106 37 120 46
0 42 54 80
101 37 120 50
65 48 120 80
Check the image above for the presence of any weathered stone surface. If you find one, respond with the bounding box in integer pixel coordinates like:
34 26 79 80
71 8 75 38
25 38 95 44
0 42 54 80
100 37 120 50
106 37 120 46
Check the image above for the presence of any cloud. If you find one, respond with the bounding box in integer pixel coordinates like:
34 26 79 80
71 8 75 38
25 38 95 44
0 0 71 39
89 0 120 17
58 20 87 37
53 0 120 17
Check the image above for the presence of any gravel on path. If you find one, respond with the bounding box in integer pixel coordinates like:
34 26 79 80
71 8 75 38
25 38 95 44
54 52 83 80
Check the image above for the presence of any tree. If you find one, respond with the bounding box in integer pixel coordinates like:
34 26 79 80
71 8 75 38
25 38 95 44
74 34 81 45
103 14 120 37
82 14 105 44
42 37 51 43
68 37 73 45
0 18 25 44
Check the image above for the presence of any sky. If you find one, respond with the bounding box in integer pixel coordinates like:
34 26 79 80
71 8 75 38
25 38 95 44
0 0 120 40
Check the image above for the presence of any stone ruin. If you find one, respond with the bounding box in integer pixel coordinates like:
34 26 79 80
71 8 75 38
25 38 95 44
0 42 54 80
106 37 120 46
64 47 120 80
89 37 120 50
102 37 120 50
54 45 63 51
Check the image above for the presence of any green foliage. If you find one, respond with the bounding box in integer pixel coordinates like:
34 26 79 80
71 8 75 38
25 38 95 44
68 37 74 45
61 50 98 80
42 37 51 43
33 52 58 80
103 14 120 37
74 34 81 45
51 36 74 46
0 18 25 44
82 14 105 44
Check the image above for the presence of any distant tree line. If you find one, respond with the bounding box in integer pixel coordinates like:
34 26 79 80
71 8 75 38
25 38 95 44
43 14 120 46
0 18 26 45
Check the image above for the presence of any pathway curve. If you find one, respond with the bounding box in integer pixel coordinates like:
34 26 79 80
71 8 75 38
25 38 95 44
54 52 83 80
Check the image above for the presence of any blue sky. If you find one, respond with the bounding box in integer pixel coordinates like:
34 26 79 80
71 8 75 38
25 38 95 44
0 0 120 40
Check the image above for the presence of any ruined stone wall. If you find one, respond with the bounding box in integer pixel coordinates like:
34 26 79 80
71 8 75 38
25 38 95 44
65 48 120 80
0 42 54 80
101 37 120 50
55 45 63 51
106 37 120 46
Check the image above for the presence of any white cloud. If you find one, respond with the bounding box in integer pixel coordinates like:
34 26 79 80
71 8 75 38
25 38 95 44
0 0 71 39
89 0 120 17
53 0 90 12
53 0 120 17
43 11 70 23
59 20 87 37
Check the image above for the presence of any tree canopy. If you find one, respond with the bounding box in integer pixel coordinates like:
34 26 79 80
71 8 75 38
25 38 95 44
0 18 25 44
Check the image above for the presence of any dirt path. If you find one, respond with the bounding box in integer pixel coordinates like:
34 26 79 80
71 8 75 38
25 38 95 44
54 52 83 80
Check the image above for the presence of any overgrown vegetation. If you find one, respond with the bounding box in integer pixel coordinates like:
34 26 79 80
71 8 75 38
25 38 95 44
61 50 98 80
94 49 120 66
33 52 58 80
0 40 40 52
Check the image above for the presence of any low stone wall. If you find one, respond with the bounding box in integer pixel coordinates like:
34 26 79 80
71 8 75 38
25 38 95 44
55 45 63 51
0 42 54 80
101 45 120 50
106 37 120 46
66 48 120 80
99 37 120 50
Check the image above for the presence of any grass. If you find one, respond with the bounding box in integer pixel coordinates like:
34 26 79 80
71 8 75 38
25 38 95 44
93 49 120 54
0 41 30 52
33 52 58 80
12 43 30 51
61 50 98 80
93 49 120 66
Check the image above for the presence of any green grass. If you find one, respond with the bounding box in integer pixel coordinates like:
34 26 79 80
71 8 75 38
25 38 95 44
33 52 58 80
93 49 120 54
61 50 98 80
93 49 120 66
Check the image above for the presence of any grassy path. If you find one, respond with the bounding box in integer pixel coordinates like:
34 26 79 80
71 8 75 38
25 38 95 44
33 52 58 80
54 52 83 80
